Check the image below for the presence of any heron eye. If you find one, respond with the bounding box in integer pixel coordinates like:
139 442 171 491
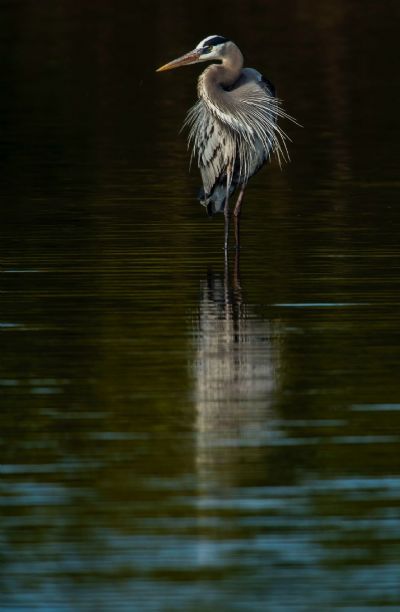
202 45 213 54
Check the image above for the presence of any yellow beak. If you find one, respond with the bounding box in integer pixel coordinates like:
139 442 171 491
156 50 201 72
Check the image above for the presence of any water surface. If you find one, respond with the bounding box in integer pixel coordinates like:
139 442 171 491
1 1 400 609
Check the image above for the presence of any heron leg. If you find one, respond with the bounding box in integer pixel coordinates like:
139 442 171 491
233 184 246 251
224 167 232 251
224 208 229 251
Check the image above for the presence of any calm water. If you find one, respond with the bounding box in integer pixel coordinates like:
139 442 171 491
1 1 400 610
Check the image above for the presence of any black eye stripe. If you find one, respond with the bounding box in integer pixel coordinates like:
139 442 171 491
204 36 228 46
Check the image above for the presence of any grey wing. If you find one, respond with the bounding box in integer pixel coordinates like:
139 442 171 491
234 68 292 165
239 67 276 103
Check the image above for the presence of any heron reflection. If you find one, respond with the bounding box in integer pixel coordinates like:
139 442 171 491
193 253 279 483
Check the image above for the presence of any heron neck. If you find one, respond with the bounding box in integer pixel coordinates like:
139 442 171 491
198 47 244 97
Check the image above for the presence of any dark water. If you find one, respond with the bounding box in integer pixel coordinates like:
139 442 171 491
1 1 400 609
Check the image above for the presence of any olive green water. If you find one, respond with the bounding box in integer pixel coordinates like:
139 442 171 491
1 1 400 610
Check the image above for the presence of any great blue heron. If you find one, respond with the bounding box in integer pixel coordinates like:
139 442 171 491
157 35 296 250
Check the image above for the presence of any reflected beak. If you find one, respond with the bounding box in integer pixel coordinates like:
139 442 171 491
156 50 202 72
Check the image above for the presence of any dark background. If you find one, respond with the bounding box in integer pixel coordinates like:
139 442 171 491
1 1 400 609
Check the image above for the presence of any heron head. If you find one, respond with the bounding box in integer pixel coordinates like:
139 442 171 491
156 35 229 72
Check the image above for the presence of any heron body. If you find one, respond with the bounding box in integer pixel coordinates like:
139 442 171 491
157 35 295 250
